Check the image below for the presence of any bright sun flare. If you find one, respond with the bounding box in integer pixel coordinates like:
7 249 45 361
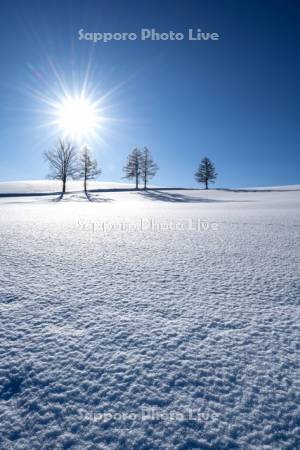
56 96 99 141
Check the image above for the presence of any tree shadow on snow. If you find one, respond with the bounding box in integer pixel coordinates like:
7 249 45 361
49 192 114 203
138 190 231 203
85 192 114 203
51 194 64 202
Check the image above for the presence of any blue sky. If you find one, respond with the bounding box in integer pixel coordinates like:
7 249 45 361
0 0 299 188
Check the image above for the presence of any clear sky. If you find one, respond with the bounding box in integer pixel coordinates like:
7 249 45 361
0 0 299 188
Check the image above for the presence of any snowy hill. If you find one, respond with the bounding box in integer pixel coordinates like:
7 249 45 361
0 179 299 195
0 180 135 195
0 181 299 448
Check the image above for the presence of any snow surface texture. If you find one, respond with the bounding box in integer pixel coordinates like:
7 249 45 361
0 183 299 449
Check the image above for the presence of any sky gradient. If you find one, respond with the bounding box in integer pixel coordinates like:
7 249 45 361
0 0 299 188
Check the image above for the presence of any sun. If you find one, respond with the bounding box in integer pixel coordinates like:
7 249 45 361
56 95 99 141
26 62 123 147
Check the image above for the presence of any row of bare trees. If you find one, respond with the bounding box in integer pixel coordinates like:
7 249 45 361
44 140 159 197
44 141 100 197
44 140 218 198
123 147 158 190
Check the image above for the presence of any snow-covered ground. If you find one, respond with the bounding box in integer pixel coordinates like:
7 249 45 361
0 182 299 449
0 180 135 195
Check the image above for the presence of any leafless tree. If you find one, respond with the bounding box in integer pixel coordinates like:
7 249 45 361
77 146 101 196
123 148 143 190
140 147 159 189
44 140 77 198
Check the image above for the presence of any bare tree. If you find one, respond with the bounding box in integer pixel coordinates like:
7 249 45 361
77 146 101 196
195 156 217 189
123 148 143 190
44 140 77 197
140 147 159 189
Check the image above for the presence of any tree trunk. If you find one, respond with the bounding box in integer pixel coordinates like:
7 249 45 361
144 167 147 190
135 174 138 190
62 178 66 195
205 180 208 190
84 177 87 194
